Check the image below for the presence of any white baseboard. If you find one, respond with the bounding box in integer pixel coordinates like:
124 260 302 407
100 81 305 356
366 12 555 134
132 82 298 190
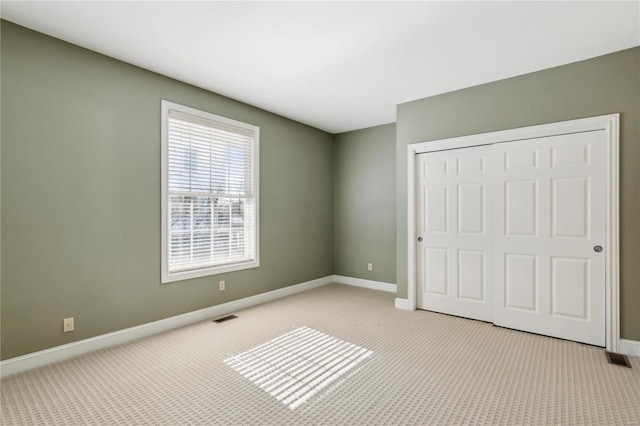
5 274 626 378
395 298 410 310
0 275 334 378
333 275 396 293
619 339 640 357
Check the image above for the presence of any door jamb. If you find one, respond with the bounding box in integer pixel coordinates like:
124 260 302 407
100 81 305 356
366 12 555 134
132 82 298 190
406 114 620 352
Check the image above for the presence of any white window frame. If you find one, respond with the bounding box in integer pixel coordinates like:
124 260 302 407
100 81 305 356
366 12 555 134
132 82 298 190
161 100 260 283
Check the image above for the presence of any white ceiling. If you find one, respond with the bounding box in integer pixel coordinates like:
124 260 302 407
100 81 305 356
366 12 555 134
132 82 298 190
2 1 639 134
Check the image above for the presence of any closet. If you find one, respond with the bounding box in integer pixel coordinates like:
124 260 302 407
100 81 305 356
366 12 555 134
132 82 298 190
412 117 615 347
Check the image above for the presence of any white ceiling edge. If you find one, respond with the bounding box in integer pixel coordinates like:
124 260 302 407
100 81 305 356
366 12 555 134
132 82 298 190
2 1 639 134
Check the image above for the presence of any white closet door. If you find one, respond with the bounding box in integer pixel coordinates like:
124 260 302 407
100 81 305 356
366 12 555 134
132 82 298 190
493 131 606 346
416 147 493 322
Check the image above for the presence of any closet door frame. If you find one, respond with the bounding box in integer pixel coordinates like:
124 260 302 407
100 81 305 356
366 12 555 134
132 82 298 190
406 114 620 352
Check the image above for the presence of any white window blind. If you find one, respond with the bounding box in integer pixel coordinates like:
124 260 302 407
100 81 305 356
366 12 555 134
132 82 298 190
161 101 259 283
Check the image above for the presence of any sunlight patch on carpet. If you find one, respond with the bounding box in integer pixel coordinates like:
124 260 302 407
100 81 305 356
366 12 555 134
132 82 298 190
224 326 373 409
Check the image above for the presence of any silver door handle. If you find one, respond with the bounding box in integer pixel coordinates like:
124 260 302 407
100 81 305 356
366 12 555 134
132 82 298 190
594 245 603 252
418 237 423 242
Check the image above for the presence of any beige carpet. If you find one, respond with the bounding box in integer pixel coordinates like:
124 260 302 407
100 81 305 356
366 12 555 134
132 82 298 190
1 283 639 425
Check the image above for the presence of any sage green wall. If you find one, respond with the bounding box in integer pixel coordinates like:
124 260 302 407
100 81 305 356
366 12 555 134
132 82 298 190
1 22 334 359
333 124 396 283
396 47 640 340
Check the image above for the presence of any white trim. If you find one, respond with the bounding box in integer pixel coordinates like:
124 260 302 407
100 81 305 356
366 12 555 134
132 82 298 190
408 114 617 155
161 100 169 282
407 114 620 352
407 144 418 311
603 115 620 353
160 100 260 284
395 298 410 310
0 275 333 378
333 275 396 293
618 339 640 357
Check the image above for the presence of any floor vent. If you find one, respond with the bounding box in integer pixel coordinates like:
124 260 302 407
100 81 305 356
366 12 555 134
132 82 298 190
213 315 238 324
605 351 631 368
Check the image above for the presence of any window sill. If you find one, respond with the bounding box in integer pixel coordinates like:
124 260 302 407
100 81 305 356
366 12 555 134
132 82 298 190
161 259 260 284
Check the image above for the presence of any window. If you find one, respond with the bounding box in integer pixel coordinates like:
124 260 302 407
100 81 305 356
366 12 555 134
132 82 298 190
161 100 259 283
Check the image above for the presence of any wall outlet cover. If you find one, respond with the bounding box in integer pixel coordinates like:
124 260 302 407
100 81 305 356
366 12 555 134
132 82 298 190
63 317 74 333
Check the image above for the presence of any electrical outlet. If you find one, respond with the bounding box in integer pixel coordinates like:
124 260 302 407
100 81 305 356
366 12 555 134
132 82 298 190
367 263 373 271
219 280 225 291
63 317 74 333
